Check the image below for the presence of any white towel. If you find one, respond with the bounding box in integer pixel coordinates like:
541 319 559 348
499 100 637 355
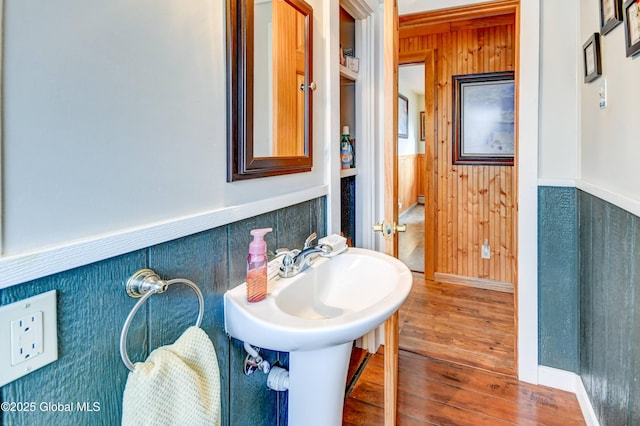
122 326 221 426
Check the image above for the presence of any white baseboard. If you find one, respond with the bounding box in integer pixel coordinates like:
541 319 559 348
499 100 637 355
537 365 576 392
537 366 599 426
575 375 600 426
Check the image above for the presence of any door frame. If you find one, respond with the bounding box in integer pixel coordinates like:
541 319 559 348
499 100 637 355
422 51 436 280
397 0 520 375
382 1 399 424
378 0 541 422
390 0 541 384
397 52 436 279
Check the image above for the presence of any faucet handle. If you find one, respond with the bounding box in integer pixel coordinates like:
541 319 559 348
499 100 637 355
303 232 317 250
275 248 297 267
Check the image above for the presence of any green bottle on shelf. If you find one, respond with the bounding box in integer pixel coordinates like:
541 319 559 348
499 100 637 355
340 126 354 170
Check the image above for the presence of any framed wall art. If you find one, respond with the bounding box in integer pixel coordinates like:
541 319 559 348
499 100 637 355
623 0 640 57
600 0 623 34
398 94 408 138
452 71 515 166
583 33 602 83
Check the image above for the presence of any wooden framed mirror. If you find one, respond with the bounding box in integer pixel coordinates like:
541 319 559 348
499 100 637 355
227 0 314 181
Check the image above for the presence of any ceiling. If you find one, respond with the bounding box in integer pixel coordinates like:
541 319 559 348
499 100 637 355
399 64 425 96
397 0 489 15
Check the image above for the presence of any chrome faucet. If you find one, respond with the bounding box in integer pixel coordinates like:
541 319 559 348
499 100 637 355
278 233 332 278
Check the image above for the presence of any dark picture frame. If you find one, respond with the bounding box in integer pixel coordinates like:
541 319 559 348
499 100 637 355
452 71 515 166
623 0 640 57
583 33 602 83
600 0 623 34
398 94 408 138
419 111 425 141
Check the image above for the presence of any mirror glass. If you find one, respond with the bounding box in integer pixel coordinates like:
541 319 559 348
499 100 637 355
227 0 314 181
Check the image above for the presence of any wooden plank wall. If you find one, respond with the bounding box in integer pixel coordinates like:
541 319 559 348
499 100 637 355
399 14 516 283
398 154 418 215
398 154 427 216
272 1 305 156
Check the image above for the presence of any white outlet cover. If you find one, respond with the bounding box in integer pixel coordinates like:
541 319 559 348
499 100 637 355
481 243 491 259
11 311 44 365
0 290 58 387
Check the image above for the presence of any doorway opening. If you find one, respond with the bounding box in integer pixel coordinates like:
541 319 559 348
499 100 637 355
397 64 426 273
395 2 519 376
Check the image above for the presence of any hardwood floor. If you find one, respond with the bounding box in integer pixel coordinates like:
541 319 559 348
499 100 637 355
343 349 585 425
398 205 425 273
343 273 585 425
400 273 516 375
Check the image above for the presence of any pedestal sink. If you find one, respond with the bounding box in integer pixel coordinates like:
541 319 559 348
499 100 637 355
224 248 412 426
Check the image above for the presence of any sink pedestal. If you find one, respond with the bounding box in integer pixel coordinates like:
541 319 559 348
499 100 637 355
288 342 352 426
224 248 413 425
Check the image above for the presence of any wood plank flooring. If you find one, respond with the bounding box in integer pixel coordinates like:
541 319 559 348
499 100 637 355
343 349 585 425
398 205 425 273
400 273 516 375
343 273 585 425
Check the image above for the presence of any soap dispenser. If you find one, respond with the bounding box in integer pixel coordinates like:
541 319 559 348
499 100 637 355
247 228 272 303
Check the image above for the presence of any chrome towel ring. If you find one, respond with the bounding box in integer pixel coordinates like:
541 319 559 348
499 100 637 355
119 268 205 372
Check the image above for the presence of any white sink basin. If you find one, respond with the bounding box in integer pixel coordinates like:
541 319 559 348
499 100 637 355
224 247 412 426
224 247 413 352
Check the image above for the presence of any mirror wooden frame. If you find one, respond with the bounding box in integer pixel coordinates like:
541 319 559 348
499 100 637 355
226 0 314 181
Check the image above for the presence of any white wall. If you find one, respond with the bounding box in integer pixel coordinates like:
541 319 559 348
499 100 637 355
579 0 640 204
2 0 326 256
417 94 426 154
538 0 579 182
254 2 273 156
397 77 420 156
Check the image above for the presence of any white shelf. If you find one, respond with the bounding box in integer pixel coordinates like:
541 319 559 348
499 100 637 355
340 168 358 178
339 64 358 82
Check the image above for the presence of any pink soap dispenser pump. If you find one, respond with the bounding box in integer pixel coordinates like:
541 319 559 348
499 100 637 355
247 228 272 303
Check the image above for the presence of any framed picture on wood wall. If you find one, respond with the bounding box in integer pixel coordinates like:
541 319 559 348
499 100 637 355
398 94 408 138
583 33 602 83
623 0 640 57
600 0 623 34
452 71 515 166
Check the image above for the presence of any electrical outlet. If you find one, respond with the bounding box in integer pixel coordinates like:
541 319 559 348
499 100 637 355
11 311 44 365
0 290 58 387
481 240 491 259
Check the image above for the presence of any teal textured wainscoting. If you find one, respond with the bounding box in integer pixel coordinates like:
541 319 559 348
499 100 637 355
540 186 640 425
538 186 579 372
0 197 326 426
578 190 639 426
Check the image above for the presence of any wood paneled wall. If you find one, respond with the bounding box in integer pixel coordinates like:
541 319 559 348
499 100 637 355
398 155 418 215
398 154 427 216
272 0 305 156
399 14 516 283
